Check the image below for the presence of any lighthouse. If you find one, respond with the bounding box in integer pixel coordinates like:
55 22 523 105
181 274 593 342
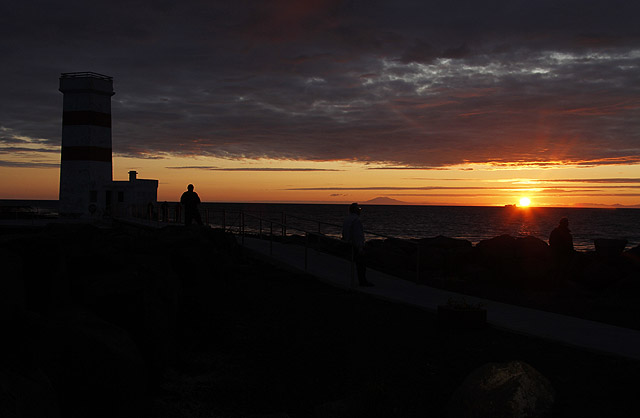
58 72 114 217
58 72 158 219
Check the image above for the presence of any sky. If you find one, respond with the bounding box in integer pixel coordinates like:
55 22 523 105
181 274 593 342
1 0 639 206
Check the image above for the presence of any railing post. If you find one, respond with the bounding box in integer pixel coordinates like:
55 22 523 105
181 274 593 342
205 209 209 226
270 221 273 255
222 209 226 231
259 219 263 238
283 213 287 238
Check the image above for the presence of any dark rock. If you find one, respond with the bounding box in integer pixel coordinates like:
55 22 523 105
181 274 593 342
514 236 549 259
383 237 417 256
579 251 635 291
473 235 519 285
366 236 474 279
515 236 553 285
448 361 555 418
594 238 628 258
472 235 556 287
416 235 472 250
626 244 640 260
416 236 474 277
477 235 549 261
476 234 517 260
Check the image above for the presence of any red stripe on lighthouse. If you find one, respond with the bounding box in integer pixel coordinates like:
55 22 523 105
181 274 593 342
63 111 111 128
61 146 112 162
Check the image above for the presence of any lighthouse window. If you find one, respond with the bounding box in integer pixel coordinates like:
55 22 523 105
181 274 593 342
118 191 124 202
90 190 97 202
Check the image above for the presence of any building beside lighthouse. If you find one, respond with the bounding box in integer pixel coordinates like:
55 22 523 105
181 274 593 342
58 72 158 218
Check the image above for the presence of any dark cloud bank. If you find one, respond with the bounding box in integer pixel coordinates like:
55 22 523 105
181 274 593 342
1 0 639 168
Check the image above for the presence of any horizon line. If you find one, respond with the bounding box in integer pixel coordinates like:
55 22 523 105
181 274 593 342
3 198 639 209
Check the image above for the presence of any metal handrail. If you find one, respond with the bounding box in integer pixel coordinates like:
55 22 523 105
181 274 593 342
284 213 342 229
237 210 422 284
239 211 359 286
282 212 399 241
123 206 424 283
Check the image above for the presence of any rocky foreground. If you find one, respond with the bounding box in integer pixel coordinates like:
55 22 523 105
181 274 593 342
2 223 640 417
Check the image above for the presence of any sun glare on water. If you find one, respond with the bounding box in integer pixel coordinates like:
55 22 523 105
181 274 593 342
519 197 531 207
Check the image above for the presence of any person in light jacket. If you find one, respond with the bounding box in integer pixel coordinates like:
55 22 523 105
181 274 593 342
342 203 373 287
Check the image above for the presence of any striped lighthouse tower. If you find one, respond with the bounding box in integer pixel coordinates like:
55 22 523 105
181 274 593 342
58 72 115 217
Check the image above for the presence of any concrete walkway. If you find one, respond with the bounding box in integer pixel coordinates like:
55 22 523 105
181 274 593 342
241 236 640 361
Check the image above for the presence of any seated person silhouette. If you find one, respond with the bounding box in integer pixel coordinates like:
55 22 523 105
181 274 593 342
549 217 573 260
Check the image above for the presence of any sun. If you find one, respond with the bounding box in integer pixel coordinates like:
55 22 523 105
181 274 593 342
519 197 531 207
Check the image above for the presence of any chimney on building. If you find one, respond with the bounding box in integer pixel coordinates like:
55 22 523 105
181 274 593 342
129 171 137 181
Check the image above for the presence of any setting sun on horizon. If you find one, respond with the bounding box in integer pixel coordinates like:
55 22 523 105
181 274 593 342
519 197 532 207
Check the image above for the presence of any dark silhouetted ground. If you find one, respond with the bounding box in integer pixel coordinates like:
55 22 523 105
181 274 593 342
2 223 639 418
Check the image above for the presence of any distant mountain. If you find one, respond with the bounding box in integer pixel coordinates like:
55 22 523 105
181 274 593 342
573 203 640 209
362 196 408 205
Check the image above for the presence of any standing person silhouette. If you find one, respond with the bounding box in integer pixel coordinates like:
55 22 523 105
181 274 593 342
180 184 203 226
342 203 373 287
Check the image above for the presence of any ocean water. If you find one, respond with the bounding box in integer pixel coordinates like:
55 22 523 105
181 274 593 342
200 203 640 252
3 200 639 251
